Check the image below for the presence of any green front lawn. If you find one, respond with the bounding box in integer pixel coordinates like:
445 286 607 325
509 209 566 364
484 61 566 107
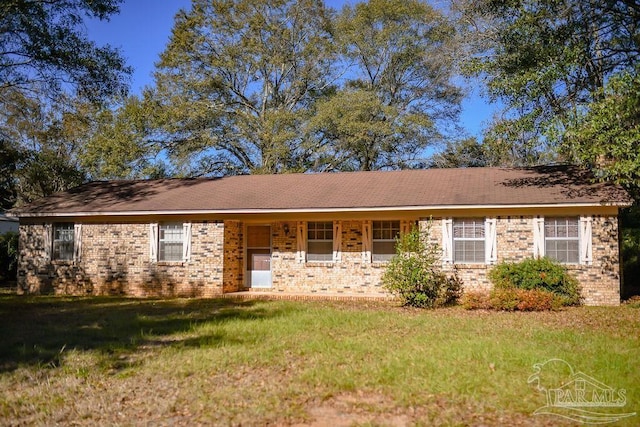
0 295 638 425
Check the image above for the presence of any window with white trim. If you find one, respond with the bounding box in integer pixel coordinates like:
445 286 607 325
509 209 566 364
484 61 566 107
372 220 400 262
307 221 333 262
453 219 485 263
544 217 579 264
52 223 74 261
157 222 188 262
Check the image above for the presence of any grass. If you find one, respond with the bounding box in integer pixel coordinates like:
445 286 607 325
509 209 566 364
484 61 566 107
0 295 638 426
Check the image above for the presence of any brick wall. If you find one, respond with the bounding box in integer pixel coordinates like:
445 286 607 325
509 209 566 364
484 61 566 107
223 220 243 293
270 220 387 295
18 221 226 297
427 215 621 306
17 213 623 305
570 215 621 305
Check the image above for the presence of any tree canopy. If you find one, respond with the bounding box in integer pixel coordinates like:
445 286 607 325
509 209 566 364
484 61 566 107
0 0 132 208
141 0 338 176
91 0 463 178
456 0 640 178
310 0 461 171
0 0 131 103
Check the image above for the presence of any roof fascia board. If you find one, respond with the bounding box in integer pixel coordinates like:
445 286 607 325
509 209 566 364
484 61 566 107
13 202 629 218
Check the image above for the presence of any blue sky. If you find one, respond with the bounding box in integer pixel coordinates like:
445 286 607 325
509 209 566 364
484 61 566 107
86 0 496 139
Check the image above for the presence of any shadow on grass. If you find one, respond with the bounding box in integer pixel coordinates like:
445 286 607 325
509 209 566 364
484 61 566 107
0 295 288 373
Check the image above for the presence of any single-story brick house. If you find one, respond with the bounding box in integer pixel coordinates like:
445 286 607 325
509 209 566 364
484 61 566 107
10 166 632 305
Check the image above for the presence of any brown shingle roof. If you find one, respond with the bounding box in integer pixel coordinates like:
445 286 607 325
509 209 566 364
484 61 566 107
11 166 632 216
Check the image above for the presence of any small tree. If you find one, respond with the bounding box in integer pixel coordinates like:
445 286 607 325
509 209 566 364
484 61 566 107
0 232 18 285
382 225 461 308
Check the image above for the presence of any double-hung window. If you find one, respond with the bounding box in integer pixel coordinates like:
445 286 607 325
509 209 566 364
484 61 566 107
159 223 184 262
453 219 485 263
307 221 333 262
150 222 191 262
544 217 579 264
372 221 400 262
52 223 74 261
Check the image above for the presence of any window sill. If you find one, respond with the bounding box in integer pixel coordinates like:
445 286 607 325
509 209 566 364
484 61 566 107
155 261 187 266
51 260 75 266
449 263 489 269
305 261 335 267
371 261 391 266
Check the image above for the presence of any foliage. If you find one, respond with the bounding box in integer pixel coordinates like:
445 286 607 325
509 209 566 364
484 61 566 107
382 226 462 308
460 290 491 310
0 0 131 207
488 257 581 306
1 93 88 205
139 0 337 176
309 0 462 171
80 96 168 179
103 0 463 177
490 288 557 311
428 137 488 168
0 0 131 103
621 224 640 299
566 67 640 189
0 140 19 211
456 0 640 167
0 232 18 284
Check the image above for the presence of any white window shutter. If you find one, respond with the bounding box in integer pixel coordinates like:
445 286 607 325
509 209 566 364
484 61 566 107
362 220 372 263
485 218 497 264
296 221 306 263
533 217 545 258
149 222 158 262
580 216 593 265
73 223 82 262
44 223 52 261
442 218 453 263
183 222 192 262
333 221 342 262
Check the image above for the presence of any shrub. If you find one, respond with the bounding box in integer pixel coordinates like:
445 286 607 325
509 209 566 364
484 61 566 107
489 288 520 311
515 289 555 311
464 288 559 311
383 226 462 308
0 231 18 284
460 291 492 310
489 257 582 306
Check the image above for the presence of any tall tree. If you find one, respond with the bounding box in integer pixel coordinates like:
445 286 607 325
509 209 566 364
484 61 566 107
146 0 337 176
457 0 640 167
0 0 131 207
310 0 462 171
1 91 87 205
566 67 640 189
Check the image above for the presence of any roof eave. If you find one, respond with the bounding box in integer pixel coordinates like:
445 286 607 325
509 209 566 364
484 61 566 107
12 201 630 218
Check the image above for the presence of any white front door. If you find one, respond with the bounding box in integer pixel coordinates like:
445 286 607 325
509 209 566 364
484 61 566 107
246 225 271 288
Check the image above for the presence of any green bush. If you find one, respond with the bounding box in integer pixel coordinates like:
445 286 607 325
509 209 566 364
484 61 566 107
488 257 582 306
382 226 462 308
0 232 18 284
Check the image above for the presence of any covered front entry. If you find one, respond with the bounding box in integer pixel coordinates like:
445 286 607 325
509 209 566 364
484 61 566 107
246 225 272 288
